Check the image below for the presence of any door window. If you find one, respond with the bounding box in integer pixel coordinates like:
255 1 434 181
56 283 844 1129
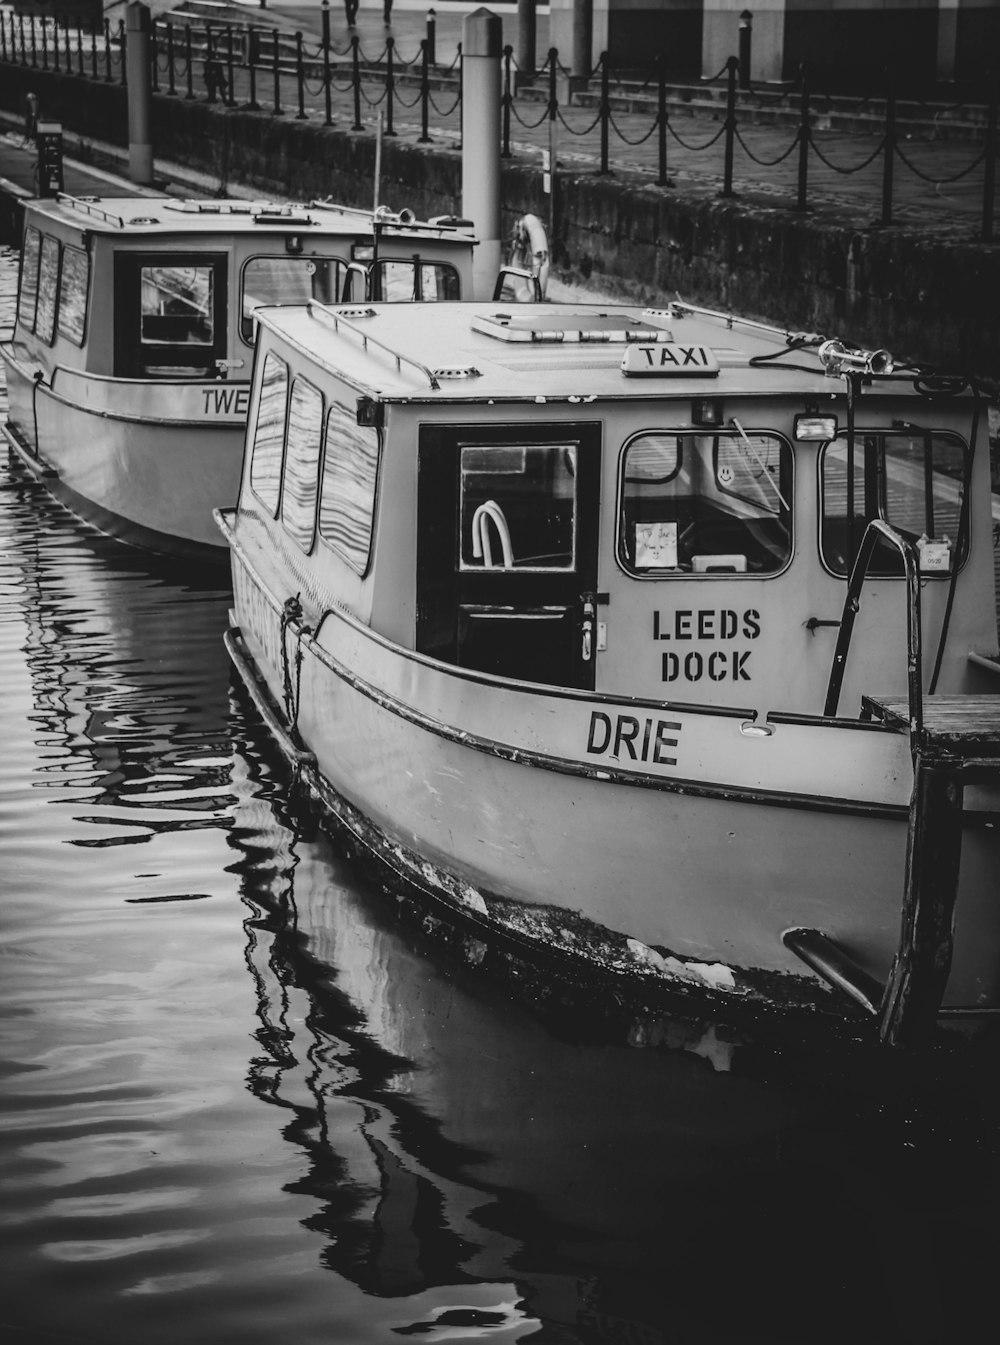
459 443 577 572
114 253 228 377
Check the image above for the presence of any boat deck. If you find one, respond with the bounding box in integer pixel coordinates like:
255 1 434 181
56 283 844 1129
862 694 1000 760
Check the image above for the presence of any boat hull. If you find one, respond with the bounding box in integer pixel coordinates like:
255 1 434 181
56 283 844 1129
223 531 1000 1025
2 352 240 561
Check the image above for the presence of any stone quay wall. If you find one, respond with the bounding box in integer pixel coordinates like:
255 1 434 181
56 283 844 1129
2 63 997 384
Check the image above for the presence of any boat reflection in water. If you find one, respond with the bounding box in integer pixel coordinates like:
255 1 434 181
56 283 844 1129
226 728 1000 1343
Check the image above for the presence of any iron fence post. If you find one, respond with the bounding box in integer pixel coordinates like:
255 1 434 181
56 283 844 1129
426 7 436 66
273 28 282 114
64 17 71 70
879 65 896 226
351 34 362 129
166 21 175 94
151 21 159 91
419 37 431 142
226 24 235 106
206 22 216 101
105 18 113 80
721 55 737 196
657 52 670 187
30 13 37 67
295 31 306 117
386 37 397 135
247 26 259 109
738 10 752 91
91 23 97 79
322 0 333 125
981 73 998 243
41 15 48 70
119 19 126 85
185 23 194 98
795 62 810 212
20 14 27 66
502 42 512 157
1 15 6 63
599 52 610 173
77 20 84 76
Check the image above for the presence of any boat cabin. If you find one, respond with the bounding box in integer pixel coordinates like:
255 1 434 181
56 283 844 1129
230 300 998 719
10 194 481 387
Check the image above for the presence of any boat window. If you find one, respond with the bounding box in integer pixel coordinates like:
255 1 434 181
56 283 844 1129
371 260 461 302
34 235 61 346
17 227 41 332
318 402 379 575
618 430 792 576
820 430 968 576
57 245 89 346
249 353 289 514
459 442 577 571
240 256 346 343
281 376 324 552
141 263 215 348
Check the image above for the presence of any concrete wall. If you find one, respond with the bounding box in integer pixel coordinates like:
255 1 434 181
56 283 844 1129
1 62 997 383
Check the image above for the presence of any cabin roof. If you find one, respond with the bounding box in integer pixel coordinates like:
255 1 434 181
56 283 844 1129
257 300 905 404
24 194 474 243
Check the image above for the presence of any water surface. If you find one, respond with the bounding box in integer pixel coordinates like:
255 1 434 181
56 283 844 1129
1 242 999 1345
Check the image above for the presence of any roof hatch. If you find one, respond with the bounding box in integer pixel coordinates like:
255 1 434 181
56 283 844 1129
471 309 676 344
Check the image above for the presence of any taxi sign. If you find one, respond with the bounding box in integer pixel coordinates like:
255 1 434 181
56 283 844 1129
621 343 719 377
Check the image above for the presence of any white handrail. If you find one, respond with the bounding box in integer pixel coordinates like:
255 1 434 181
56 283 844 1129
471 500 513 569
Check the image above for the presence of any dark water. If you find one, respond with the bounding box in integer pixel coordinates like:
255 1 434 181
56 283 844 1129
1 244 999 1345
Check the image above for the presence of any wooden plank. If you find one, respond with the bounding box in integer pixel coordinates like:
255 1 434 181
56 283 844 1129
861 694 1000 755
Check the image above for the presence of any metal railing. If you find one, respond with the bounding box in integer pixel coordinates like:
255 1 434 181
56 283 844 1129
1 12 996 241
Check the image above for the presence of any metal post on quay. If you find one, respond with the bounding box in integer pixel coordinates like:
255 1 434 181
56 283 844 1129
125 1 154 185
426 8 436 67
738 9 752 91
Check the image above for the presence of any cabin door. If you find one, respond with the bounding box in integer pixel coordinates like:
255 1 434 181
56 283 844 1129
113 252 229 378
417 422 602 690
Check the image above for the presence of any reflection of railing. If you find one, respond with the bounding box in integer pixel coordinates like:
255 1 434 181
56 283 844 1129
2 14 998 240
823 518 923 740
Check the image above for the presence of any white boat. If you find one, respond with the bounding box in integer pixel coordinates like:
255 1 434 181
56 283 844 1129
0 193 545 563
216 298 1000 1047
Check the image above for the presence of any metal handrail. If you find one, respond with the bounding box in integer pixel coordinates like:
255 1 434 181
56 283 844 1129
306 301 441 389
823 518 923 742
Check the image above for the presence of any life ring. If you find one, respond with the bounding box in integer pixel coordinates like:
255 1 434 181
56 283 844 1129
508 214 550 299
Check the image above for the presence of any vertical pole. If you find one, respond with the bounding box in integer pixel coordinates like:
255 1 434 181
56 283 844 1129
151 20 159 91
119 20 127 85
105 18 113 80
981 72 998 244
419 38 431 142
462 8 503 299
185 24 194 98
879 758 963 1048
516 0 535 78
880 65 896 227
657 53 670 187
502 43 512 157
42 16 49 71
64 17 71 69
295 31 306 117
166 21 175 94
226 25 235 106
30 13 37 67
738 10 752 90
598 51 609 173
796 63 810 212
351 35 362 129
77 20 84 76
91 23 98 79
126 2 154 185
426 7 436 66
206 22 215 102
547 46 558 268
721 55 737 197
247 26 259 109
322 0 333 125
273 28 282 114
385 36 396 135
